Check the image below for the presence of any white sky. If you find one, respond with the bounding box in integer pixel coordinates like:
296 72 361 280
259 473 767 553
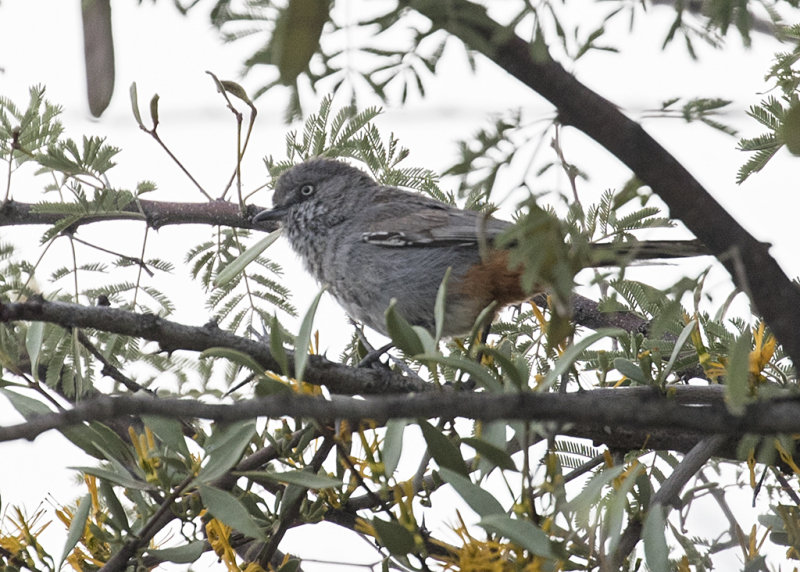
0 0 797 569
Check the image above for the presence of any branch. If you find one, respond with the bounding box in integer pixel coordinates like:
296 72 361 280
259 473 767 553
0 297 428 395
0 198 276 232
409 0 800 366
605 434 726 569
3 388 800 444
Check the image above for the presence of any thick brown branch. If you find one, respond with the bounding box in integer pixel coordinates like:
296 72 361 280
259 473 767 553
409 0 800 366
2 388 800 444
0 298 427 395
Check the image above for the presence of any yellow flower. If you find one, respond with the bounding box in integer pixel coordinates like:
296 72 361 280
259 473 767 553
749 322 776 384
206 518 238 570
432 512 554 571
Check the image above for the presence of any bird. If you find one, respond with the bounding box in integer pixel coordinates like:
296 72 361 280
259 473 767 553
253 158 707 338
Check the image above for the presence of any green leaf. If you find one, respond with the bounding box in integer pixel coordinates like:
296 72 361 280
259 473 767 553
433 267 451 343
479 346 527 389
72 466 150 490
213 230 282 288
478 514 553 558
416 353 502 392
147 541 207 564
781 102 800 155
276 557 302 572
142 415 191 458
476 421 509 476
99 480 130 532
438 467 504 517
59 493 91 569
372 517 416 556
25 321 44 382
385 299 425 356
294 287 325 382
149 94 160 128
613 357 647 384
200 347 265 376
0 388 52 418
561 464 626 514
725 328 753 415
279 484 307 518
129 82 144 129
382 418 408 477
270 313 290 376
197 420 256 482
198 484 266 540
419 420 468 476
643 504 670 572
660 319 697 382
540 328 624 390
461 437 516 472
239 469 342 489
605 464 644 553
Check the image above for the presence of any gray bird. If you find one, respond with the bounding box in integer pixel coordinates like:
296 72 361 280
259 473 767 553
254 158 707 337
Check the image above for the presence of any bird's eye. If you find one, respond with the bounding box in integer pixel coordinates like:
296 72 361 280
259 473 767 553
300 184 315 196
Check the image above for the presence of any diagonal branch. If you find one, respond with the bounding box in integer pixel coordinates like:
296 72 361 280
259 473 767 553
605 434 726 569
408 0 800 366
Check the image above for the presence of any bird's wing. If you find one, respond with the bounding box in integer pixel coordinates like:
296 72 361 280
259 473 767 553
362 190 511 247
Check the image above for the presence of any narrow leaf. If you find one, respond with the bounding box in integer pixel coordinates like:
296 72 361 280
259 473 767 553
129 82 144 128
25 322 44 382
382 418 408 477
725 328 753 414
197 420 256 482
147 541 206 564
213 229 282 288
59 493 92 568
434 267 451 343
142 415 191 458
561 464 626 514
479 514 553 558
72 466 150 490
461 437 516 471
200 347 265 376
613 357 647 384
198 484 266 540
372 517 416 556
438 467 504 517
294 287 326 382
270 313 289 376
99 480 129 532
540 329 624 390
385 300 425 356
660 320 697 381
238 469 342 489
416 353 501 392
419 420 468 476
643 504 670 572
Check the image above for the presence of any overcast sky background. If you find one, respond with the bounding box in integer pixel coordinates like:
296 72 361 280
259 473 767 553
1 0 798 568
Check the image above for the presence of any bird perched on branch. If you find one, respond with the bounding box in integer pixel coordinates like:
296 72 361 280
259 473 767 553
254 158 707 338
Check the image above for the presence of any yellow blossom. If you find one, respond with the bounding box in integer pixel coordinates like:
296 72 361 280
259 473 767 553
206 518 238 570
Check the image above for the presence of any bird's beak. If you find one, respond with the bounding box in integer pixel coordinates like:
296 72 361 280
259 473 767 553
253 206 289 224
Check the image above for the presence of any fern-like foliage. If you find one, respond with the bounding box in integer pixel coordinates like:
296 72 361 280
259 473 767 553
737 96 790 183
264 95 442 199
186 228 295 334
0 85 64 166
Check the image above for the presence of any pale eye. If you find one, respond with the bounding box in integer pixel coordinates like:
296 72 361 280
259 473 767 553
300 184 315 196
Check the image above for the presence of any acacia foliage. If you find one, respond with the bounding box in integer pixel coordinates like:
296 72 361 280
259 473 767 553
1 1 800 570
